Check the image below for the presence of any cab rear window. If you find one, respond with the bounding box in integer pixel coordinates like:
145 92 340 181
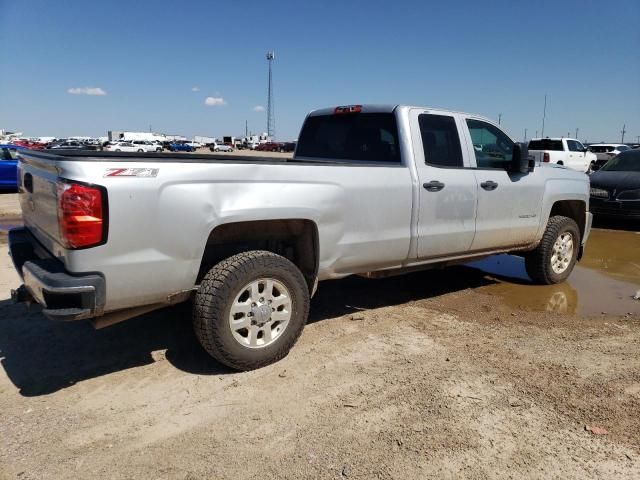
528 139 563 151
296 113 401 162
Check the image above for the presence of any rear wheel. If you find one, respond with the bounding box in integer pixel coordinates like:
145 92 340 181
137 149 144 152
193 251 310 370
525 215 580 284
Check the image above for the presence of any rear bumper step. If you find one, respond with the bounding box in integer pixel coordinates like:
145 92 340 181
9 228 106 321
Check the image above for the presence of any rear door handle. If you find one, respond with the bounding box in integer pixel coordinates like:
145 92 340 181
480 180 498 191
423 180 445 192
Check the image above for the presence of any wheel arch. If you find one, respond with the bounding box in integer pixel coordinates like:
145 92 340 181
548 199 587 242
197 219 319 294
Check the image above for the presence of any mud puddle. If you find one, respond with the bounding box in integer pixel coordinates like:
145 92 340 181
467 227 640 316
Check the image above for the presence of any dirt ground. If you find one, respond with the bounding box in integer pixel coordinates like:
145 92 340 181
0 191 639 479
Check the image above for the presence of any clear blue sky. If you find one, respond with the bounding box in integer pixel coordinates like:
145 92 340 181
1 0 638 143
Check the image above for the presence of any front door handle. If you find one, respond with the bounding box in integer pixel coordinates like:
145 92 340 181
480 180 498 191
423 180 445 192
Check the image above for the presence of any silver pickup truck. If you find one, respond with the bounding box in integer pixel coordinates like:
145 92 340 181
10 104 592 370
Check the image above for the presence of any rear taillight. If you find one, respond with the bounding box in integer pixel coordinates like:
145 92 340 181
543 152 550 163
57 181 106 249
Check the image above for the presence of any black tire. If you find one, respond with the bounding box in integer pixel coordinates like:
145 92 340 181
193 251 310 370
137 149 144 152
525 215 580 285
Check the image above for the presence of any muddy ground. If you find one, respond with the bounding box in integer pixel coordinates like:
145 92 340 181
0 191 639 479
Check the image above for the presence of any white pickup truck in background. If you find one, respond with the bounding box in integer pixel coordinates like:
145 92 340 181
528 138 596 173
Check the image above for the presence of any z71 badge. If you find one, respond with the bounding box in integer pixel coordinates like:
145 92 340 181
104 168 159 177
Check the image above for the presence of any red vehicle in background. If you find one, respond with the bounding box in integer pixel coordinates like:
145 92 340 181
12 139 45 150
255 142 284 152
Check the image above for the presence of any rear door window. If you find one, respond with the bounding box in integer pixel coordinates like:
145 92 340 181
296 113 401 162
418 114 463 167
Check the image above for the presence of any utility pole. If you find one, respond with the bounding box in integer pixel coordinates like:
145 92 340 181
245 120 248 137
498 113 502 125
524 128 527 141
535 130 538 138
266 51 275 139
541 94 547 138
621 123 626 143
575 128 579 140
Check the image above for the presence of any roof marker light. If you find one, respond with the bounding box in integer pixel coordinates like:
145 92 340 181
334 105 362 114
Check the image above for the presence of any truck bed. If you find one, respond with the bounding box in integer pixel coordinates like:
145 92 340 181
33 149 291 164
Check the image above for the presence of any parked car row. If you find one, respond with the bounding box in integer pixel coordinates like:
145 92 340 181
527 138 637 174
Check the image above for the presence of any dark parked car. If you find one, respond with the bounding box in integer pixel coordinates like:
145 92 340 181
47 141 97 150
281 141 296 152
589 149 640 219
255 142 284 152
168 142 195 152
0 144 26 191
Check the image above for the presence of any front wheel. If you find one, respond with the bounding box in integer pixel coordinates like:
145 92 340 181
193 251 310 370
525 215 580 284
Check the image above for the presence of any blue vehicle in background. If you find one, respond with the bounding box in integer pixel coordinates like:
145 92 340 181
168 142 196 152
0 144 26 191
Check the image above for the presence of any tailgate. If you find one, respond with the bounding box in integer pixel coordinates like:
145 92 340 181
528 150 545 164
17 151 64 253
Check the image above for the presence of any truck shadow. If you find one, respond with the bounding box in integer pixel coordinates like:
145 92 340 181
0 266 492 397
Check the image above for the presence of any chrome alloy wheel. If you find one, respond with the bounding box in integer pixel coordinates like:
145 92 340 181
550 232 574 274
228 278 292 348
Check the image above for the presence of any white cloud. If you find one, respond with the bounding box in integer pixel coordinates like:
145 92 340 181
67 87 106 96
253 105 265 112
191 86 200 92
204 96 226 106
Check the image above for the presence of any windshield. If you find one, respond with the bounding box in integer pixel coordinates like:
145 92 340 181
600 150 640 172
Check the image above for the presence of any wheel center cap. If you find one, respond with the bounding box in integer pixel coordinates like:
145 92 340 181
252 304 272 325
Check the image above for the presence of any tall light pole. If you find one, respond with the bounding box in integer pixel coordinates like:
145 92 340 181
266 51 275 139
498 113 502 125
524 128 527 141
575 128 579 140
541 94 547 138
621 123 626 143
